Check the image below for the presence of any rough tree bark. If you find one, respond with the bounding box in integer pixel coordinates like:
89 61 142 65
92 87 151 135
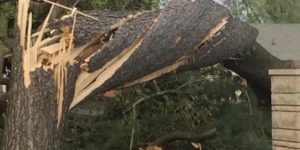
3 0 293 149
223 42 296 105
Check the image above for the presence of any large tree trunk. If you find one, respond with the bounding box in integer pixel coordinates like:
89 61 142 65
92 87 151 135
4 43 60 149
223 42 296 106
3 1 77 149
2 0 292 149
65 0 258 108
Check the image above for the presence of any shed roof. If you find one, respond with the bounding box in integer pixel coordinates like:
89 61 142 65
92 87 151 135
251 24 300 60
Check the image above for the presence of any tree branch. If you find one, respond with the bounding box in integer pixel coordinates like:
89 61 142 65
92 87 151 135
223 42 294 105
147 128 217 146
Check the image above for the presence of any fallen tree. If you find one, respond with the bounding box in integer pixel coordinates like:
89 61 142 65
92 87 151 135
3 0 296 149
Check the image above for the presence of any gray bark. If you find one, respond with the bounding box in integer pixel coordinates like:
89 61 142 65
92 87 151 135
3 0 290 149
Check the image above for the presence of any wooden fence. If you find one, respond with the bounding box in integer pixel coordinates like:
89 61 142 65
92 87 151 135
270 69 300 150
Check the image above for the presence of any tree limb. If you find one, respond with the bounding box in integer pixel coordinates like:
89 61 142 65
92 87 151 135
223 42 294 105
147 128 217 146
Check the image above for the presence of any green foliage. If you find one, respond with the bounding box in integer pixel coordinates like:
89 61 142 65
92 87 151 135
266 0 300 23
0 1 15 55
206 99 271 150
226 0 268 23
64 66 271 150
0 2 16 19
226 0 300 23
0 14 8 39
0 2 15 38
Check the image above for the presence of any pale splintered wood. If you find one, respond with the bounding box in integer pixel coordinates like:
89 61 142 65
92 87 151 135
19 1 233 127
69 9 230 109
121 16 229 88
70 34 146 109
39 35 62 50
199 16 229 45
54 37 71 128
68 13 77 54
23 4 55 88
31 28 51 38
21 0 81 127
23 13 32 88
18 0 31 88
272 94 300 105
122 55 190 88
273 111 300 129
40 43 63 54
53 10 78 128
26 13 32 52
18 0 30 48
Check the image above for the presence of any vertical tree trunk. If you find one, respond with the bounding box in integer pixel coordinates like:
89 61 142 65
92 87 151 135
3 29 79 149
2 1 76 149
3 29 62 150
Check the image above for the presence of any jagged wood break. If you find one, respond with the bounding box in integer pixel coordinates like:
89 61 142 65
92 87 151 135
7 0 296 149
21 1 98 127
19 0 258 129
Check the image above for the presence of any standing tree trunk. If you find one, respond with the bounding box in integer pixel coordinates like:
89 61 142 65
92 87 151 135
4 46 61 149
3 1 78 149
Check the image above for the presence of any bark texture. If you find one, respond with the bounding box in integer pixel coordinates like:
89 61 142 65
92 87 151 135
3 0 291 149
4 40 80 150
4 28 58 149
223 42 295 105
65 0 257 105
3 1 79 148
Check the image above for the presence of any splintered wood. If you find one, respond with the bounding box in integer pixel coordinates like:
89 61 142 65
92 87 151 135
20 0 82 128
19 0 230 128
69 12 159 109
21 0 144 127
199 16 229 45
19 0 31 88
122 16 230 88
70 34 146 108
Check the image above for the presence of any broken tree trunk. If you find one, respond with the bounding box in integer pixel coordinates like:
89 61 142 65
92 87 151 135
4 0 266 149
66 0 258 108
223 42 296 106
4 1 79 149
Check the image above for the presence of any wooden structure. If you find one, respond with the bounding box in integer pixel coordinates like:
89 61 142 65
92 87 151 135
251 24 300 60
270 69 300 150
